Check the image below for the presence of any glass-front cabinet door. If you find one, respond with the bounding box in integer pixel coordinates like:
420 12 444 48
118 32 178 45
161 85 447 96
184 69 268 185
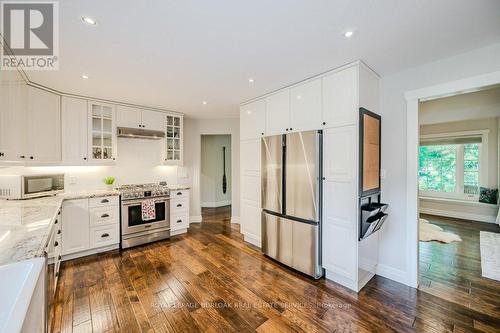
88 101 116 162
165 115 183 165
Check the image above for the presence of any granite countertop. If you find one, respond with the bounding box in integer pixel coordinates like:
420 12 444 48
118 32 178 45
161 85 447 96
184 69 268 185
0 190 120 267
168 185 191 191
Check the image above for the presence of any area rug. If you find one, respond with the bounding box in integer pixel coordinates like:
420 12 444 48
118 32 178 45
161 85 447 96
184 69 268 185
480 231 500 281
419 218 462 243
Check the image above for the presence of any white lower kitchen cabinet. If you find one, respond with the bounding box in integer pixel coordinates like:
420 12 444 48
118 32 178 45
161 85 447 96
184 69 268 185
61 196 120 260
170 189 190 235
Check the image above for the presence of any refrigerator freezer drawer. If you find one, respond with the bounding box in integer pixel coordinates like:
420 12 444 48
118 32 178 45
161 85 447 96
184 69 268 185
262 211 322 278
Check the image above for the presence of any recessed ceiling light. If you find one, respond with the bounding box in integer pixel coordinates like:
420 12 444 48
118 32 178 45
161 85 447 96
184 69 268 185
202 101 207 105
248 78 254 83
81 74 89 79
82 16 97 25
344 30 354 38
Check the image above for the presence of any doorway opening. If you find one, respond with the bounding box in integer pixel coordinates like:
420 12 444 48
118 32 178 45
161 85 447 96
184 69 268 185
200 134 232 222
416 86 500 312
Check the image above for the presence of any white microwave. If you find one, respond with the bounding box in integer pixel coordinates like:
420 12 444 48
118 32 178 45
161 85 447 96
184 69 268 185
0 174 65 199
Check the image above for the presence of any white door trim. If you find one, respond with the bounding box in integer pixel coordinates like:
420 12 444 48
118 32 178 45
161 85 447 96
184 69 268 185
405 70 500 288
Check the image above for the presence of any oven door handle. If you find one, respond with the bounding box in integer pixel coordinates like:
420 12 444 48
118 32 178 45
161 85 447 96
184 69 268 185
122 198 169 206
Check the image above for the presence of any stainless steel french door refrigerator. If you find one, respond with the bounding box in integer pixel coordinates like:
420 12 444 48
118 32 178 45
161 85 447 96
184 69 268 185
261 130 323 279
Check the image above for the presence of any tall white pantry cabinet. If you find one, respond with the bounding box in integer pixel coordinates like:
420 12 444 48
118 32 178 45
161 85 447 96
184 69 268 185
239 61 380 292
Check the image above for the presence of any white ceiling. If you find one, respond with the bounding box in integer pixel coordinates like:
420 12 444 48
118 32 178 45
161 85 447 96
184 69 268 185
27 0 500 118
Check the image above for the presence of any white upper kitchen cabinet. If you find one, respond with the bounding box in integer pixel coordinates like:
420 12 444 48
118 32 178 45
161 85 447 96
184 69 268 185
322 65 358 127
240 99 266 140
290 78 322 132
61 97 88 163
116 106 166 132
141 110 165 131
0 68 27 163
88 101 116 162
164 114 183 165
265 90 290 136
26 86 61 163
116 105 141 129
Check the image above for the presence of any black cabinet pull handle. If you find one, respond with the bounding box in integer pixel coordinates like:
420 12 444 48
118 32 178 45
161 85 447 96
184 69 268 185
101 233 109 238
0 152 4 157
20 155 25 158
55 219 58 224
101 214 110 218
58 211 61 215
177 204 182 207
57 229 61 234
54 241 59 247
177 219 182 223
177 192 182 195
101 199 109 203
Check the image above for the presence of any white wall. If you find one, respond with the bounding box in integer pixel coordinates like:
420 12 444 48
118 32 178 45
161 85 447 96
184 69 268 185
201 135 232 207
179 117 240 221
378 42 500 285
0 138 178 191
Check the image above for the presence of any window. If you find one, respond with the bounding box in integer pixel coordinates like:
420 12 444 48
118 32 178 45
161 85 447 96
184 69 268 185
419 131 486 201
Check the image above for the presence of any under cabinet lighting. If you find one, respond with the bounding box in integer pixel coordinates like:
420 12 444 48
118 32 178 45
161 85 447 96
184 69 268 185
82 16 97 25
81 74 89 79
344 30 354 38
248 78 254 83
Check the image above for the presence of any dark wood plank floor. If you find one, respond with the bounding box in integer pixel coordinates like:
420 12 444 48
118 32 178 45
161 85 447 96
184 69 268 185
418 214 500 332
49 207 500 332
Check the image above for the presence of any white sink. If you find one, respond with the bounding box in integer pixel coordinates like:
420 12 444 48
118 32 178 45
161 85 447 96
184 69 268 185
0 258 45 333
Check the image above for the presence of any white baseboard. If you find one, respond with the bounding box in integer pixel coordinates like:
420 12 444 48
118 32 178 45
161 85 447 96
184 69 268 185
242 230 261 248
201 200 231 208
376 263 408 286
190 215 202 223
230 216 240 224
420 207 496 223
171 228 188 236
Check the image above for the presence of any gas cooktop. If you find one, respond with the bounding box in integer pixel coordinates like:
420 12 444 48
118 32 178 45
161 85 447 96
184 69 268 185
115 183 170 199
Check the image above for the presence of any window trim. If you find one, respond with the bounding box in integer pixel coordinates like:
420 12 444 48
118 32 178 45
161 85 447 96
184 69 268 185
419 129 488 201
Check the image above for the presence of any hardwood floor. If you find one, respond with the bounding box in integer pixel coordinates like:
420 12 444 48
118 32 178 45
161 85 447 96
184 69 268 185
49 207 500 332
418 214 500 331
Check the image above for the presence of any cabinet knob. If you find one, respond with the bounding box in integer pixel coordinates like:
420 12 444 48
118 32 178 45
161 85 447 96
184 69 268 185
58 255 61 260
101 213 110 218
55 219 58 224
101 233 110 238
29 156 34 160
261 133 264 136
19 155 25 159
285 128 289 131
322 177 326 180
83 157 87 160
55 271 59 277
177 203 182 207
290 128 293 131
177 219 182 223
54 241 59 247
177 192 182 195
0 152 4 157
322 122 326 125
101 199 109 203
57 229 61 234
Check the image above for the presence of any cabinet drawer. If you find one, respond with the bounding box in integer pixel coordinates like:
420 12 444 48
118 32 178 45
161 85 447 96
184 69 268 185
90 224 119 249
170 189 189 199
89 196 119 208
171 213 189 231
89 205 119 227
171 198 189 213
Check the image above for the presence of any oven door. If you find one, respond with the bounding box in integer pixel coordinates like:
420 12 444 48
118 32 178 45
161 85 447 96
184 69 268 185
121 197 170 235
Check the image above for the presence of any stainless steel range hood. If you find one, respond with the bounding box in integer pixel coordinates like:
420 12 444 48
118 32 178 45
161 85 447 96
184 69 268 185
117 127 165 140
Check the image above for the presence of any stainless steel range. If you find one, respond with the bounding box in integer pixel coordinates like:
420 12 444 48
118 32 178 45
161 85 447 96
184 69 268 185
117 183 170 249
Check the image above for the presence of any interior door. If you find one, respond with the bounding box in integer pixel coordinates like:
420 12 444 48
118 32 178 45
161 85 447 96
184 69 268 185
261 135 283 214
285 131 320 222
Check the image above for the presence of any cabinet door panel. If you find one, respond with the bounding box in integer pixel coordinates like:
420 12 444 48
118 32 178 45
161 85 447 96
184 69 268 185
241 199 261 241
141 110 165 131
290 79 322 131
322 66 358 127
240 99 266 140
265 90 290 136
116 105 141 129
62 97 88 163
240 139 261 175
27 87 61 162
62 199 90 255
